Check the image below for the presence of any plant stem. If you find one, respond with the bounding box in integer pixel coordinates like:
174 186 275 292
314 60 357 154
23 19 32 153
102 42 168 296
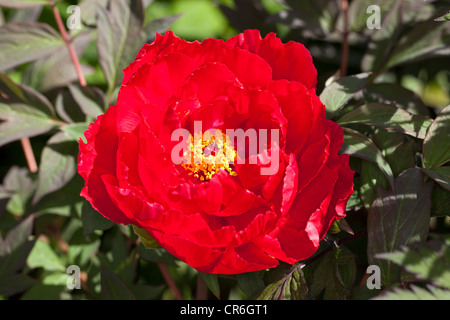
20 138 38 173
196 274 208 300
158 262 183 300
303 229 368 268
340 0 349 78
51 2 87 87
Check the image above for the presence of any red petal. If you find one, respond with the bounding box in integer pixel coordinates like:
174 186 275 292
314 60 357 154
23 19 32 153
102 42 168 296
78 106 134 225
193 175 223 214
227 30 317 89
269 80 314 154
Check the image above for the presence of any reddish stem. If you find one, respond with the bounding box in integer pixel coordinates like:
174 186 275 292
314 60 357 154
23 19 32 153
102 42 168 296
51 3 87 87
340 0 349 78
158 263 183 300
20 138 38 173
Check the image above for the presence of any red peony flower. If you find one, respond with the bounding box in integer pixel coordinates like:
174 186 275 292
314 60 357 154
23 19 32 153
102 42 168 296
78 30 354 274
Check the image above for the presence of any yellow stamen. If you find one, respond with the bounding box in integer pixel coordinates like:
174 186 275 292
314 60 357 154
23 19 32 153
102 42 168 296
182 129 237 181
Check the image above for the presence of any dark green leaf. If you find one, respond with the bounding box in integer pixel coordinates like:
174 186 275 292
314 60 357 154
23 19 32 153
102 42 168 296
375 285 450 300
131 284 165 300
365 83 430 117
422 167 450 191
68 84 105 118
55 90 86 124
22 32 93 92
340 127 395 189
67 228 101 269
360 160 389 211
0 22 64 71
237 272 265 299
3 166 35 217
310 247 351 300
3 214 34 254
361 0 402 72
96 0 145 100
367 168 433 286
100 264 136 300
142 14 182 43
431 183 450 217
199 272 220 299
337 103 432 139
384 19 450 69
20 284 66 300
0 238 36 276
219 0 275 35
0 0 50 8
258 265 308 300
376 237 450 290
0 273 36 297
32 132 77 204
81 200 114 236
372 128 416 177
0 73 57 147
138 246 178 267
423 105 450 168
320 72 370 119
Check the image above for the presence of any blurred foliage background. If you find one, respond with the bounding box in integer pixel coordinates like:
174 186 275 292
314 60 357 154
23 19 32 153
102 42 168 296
0 0 449 300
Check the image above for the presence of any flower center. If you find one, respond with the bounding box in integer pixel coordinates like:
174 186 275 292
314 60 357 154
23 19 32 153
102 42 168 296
181 129 237 181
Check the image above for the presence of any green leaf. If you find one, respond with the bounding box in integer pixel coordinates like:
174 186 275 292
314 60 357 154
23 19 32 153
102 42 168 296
340 127 395 189
0 73 57 147
27 238 66 272
20 284 66 300
237 272 265 299
422 167 450 191
142 14 182 42
67 228 101 269
100 264 136 300
22 32 93 92
3 216 34 254
423 105 450 168
0 22 64 71
199 272 220 299
1 214 34 255
365 83 430 117
3 167 35 217
434 10 450 22
310 247 353 300
81 200 114 236
32 132 77 204
258 265 309 300
431 183 450 217
361 0 402 73
0 0 51 8
60 123 89 143
0 239 35 278
133 225 161 249
320 72 370 119
375 285 450 300
337 103 432 139
384 19 450 69
0 273 36 297
68 84 105 118
367 168 433 286
360 160 389 211
376 237 450 290
137 246 178 267
372 128 416 177
96 0 145 100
